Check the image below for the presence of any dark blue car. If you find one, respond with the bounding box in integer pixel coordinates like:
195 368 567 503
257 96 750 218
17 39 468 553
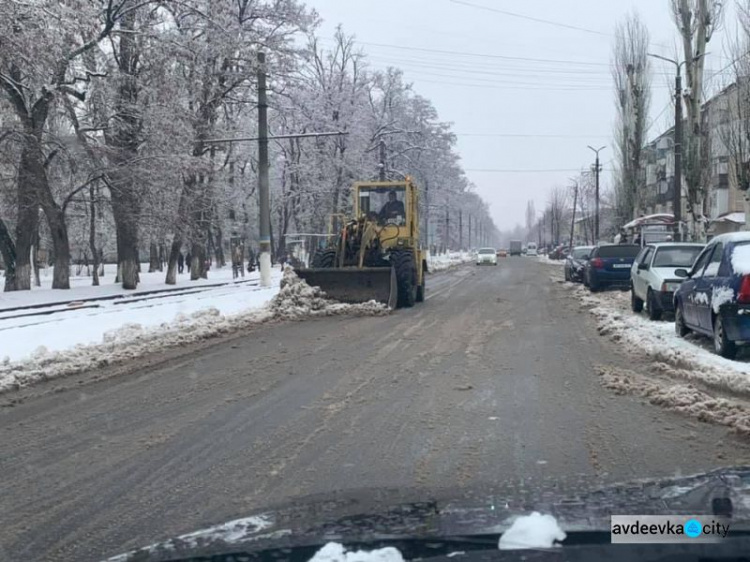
674 233 750 359
583 244 641 292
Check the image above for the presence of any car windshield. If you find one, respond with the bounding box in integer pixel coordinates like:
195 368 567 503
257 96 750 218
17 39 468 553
652 246 703 267
7 3 750 561
597 245 641 258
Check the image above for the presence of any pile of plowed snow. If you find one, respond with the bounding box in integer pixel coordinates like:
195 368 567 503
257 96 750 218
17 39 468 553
0 268 388 395
270 267 390 320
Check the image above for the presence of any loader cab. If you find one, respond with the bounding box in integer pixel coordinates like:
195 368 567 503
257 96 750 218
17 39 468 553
354 180 419 251
357 186 407 226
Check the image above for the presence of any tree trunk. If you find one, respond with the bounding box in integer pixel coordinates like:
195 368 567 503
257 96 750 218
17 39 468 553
213 226 225 266
148 241 159 272
111 191 140 290
165 181 192 285
190 242 207 280
0 217 17 292
13 143 42 291
158 243 165 272
89 184 100 286
38 193 71 290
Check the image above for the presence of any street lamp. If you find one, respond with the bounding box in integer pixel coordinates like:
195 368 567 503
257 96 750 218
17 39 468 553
647 52 706 241
587 145 606 242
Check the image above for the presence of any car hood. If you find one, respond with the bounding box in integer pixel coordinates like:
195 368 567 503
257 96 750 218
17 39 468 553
106 466 750 561
651 266 689 282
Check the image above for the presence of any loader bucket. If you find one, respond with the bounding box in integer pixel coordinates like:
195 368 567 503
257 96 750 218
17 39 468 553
295 266 398 309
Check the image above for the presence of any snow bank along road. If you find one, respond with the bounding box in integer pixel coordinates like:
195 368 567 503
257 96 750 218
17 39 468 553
2 258 750 562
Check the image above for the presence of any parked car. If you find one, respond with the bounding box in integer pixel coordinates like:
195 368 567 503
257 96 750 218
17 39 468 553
476 247 498 265
583 244 641 291
564 245 594 282
526 242 538 257
549 245 570 260
630 243 704 320
673 232 750 358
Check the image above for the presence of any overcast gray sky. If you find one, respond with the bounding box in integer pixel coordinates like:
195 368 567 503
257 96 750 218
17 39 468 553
306 0 736 230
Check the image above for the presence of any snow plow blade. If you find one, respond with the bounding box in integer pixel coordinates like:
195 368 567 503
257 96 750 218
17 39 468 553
295 267 398 309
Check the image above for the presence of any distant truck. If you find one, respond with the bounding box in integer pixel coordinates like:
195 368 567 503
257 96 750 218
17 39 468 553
509 240 522 256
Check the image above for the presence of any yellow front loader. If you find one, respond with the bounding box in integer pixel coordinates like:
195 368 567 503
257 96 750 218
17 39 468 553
295 179 427 309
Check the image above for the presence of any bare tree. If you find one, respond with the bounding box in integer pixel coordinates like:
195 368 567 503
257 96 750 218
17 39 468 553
612 11 651 226
718 4 750 225
671 0 725 239
525 200 536 236
547 187 568 246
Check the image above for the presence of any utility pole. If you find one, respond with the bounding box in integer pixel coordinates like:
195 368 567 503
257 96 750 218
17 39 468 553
569 180 578 251
459 209 463 250
379 140 387 181
257 52 271 287
468 214 472 249
673 70 683 242
587 145 605 242
648 52 706 241
445 206 450 252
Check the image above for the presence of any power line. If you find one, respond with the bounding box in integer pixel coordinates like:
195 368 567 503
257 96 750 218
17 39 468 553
366 65 612 88
465 168 614 173
404 76 669 92
365 53 685 77
455 133 610 139
449 0 610 38
353 40 611 67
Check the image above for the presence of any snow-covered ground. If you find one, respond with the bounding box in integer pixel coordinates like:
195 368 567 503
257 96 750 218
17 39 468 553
541 262 750 435
0 267 387 394
1 266 281 362
537 254 565 266
427 250 475 272
0 264 252 310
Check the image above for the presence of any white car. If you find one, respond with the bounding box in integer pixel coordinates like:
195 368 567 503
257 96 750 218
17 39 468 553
526 243 538 257
476 248 498 265
630 242 704 320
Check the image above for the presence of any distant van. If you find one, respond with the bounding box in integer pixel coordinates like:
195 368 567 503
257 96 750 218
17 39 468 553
526 243 538 256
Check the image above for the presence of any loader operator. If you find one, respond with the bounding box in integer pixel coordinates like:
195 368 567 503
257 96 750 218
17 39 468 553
378 190 405 223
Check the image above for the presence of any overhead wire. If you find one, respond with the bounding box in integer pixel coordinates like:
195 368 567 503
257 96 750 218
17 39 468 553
448 0 611 38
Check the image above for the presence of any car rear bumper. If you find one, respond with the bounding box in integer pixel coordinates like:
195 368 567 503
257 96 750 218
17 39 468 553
590 270 631 286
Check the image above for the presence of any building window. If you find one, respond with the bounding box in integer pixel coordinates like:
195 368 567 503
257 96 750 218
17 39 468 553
228 209 236 220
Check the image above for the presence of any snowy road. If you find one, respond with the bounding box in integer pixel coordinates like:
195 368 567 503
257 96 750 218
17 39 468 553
2 258 750 562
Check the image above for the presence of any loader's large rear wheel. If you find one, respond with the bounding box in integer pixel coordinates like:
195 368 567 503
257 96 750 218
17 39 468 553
312 248 337 268
392 250 417 308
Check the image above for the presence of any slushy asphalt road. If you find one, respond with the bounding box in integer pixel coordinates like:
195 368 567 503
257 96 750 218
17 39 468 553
2 257 749 561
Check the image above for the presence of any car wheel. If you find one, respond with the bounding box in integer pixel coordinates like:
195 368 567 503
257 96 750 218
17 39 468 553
647 289 662 321
675 301 689 337
713 315 738 359
631 288 644 313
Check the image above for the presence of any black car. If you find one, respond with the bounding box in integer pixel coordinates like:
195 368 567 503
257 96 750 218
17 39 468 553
564 245 594 282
